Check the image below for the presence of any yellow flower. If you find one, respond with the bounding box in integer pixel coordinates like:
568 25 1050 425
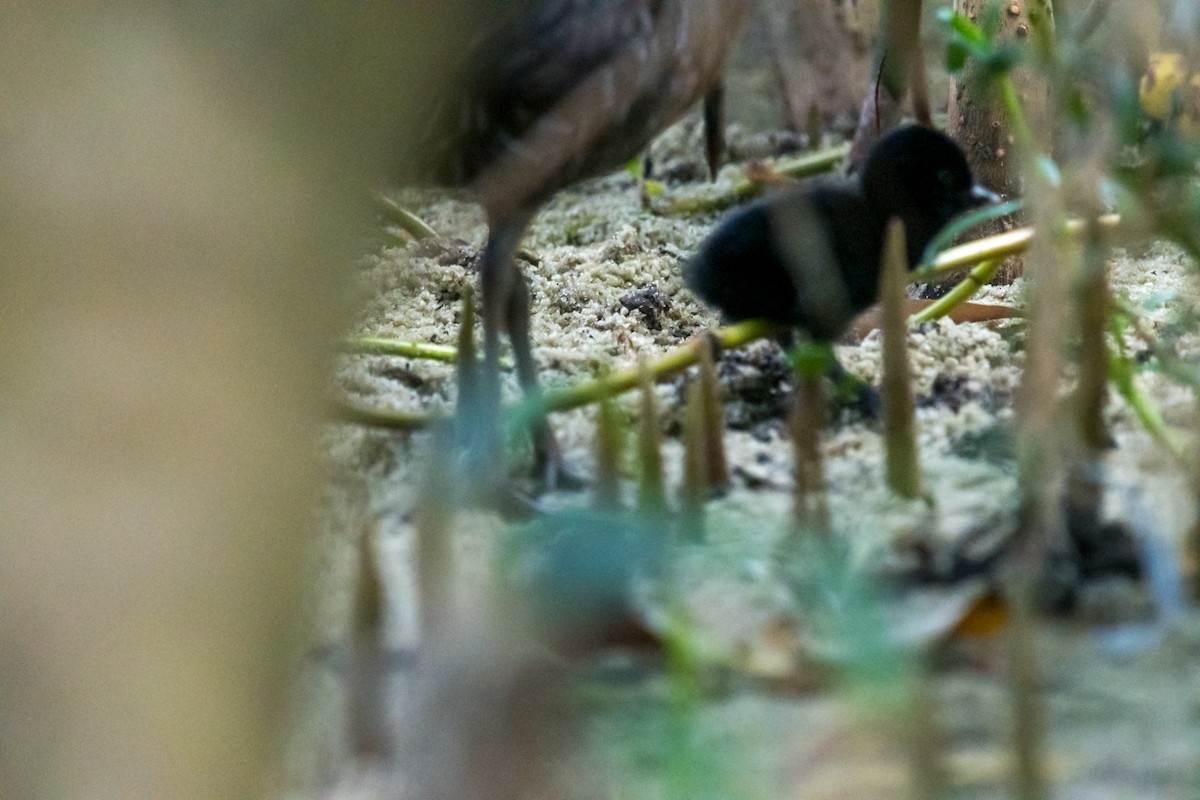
1140 51 1189 121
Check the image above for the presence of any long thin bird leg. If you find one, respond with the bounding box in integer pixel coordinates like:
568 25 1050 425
461 213 530 480
703 80 726 180
506 267 585 491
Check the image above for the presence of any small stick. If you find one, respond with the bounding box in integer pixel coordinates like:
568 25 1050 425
345 335 513 369
908 258 1001 325
698 336 729 492
657 143 851 216
680 378 708 536
1009 186 1066 800
1007 581 1047 800
454 286 480 440
348 336 458 363
881 219 922 499
594 393 624 509
789 347 830 536
914 213 1121 282
1190 401 1200 599
415 447 454 644
806 102 823 152
348 522 392 761
543 321 778 411
376 195 440 242
332 319 780 431
907 656 947 800
1073 221 1110 452
352 523 386 646
636 360 667 515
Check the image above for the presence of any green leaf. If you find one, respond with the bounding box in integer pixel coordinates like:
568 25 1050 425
982 45 1022 76
643 179 666 197
788 341 836 378
946 40 969 72
942 9 988 46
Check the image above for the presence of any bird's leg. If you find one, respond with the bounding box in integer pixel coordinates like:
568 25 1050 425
703 81 726 180
505 269 585 491
460 214 529 481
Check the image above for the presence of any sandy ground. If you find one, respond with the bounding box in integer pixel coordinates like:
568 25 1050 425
286 2 1200 780
278 103 1200 797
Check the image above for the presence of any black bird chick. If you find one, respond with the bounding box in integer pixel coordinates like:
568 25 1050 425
686 125 999 341
421 0 752 484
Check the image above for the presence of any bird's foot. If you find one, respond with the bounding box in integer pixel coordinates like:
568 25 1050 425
529 420 587 493
534 448 587 494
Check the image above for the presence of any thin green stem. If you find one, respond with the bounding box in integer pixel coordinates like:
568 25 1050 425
912 213 1120 282
538 319 780 412
997 76 1036 156
347 336 459 362
909 259 1002 325
376 196 439 241
658 143 851 215
345 334 514 369
335 319 780 430
1109 345 1187 459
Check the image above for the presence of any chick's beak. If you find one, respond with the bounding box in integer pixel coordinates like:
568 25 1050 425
967 183 1002 206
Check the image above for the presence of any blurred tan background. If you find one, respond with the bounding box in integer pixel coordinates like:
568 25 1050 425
0 5 492 798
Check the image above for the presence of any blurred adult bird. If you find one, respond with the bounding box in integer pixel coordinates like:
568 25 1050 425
418 0 752 486
686 125 998 342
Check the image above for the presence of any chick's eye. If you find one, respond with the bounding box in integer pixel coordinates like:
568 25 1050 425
936 169 958 190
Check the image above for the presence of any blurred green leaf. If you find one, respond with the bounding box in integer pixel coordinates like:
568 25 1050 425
788 341 836 378
946 39 969 72
940 8 988 47
982 45 1022 77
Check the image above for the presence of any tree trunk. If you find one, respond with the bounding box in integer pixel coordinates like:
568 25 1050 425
762 0 880 139
948 0 1053 282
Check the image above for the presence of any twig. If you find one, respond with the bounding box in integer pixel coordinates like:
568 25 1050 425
1109 338 1187 459
680 378 707 534
1074 222 1110 452
539 319 780 412
348 336 459 363
912 213 1120 282
376 196 440 242
333 319 779 430
909 259 1002 325
656 144 851 215
1007 584 1047 800
344 334 513 369
881 220 922 499
698 337 729 491
594 393 624 509
637 360 667 515
788 345 831 537
332 399 437 429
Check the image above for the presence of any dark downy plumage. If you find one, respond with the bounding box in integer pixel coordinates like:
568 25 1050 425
420 0 752 484
686 125 999 341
